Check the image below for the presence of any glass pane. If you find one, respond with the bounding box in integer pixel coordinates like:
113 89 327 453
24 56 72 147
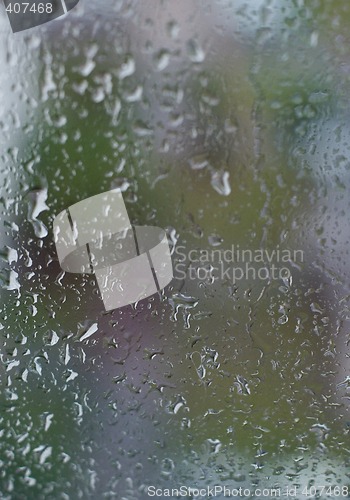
0 0 349 497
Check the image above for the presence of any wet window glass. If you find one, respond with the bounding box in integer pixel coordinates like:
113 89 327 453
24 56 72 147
0 0 349 498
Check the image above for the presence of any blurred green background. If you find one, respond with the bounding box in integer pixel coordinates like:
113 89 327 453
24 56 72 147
0 0 349 498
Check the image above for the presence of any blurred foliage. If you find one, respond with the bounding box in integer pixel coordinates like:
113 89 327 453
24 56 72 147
0 0 349 497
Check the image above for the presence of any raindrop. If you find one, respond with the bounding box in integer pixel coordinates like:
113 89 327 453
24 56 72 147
27 188 49 238
211 170 231 196
186 39 205 63
79 323 98 342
